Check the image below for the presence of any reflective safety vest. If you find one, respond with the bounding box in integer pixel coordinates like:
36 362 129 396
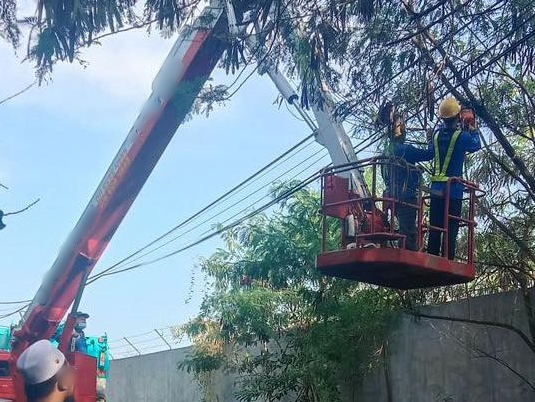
432 129 462 182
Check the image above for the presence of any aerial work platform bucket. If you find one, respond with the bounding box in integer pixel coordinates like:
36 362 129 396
316 158 483 290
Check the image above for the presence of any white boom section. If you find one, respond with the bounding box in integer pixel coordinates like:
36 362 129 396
244 32 370 198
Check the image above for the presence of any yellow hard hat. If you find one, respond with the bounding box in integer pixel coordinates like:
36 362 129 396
438 97 461 119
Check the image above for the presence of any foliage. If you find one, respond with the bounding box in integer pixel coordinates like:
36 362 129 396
0 0 20 48
1 0 384 82
177 185 399 402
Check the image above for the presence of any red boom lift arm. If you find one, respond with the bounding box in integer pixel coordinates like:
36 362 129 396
7 3 228 401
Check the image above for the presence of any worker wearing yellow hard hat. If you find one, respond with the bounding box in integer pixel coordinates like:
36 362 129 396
427 97 481 259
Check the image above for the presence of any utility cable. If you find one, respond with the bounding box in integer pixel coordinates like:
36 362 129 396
96 134 315 274
88 147 329 281
92 131 382 278
0 299 31 305
89 130 384 281
0 304 29 320
86 169 322 284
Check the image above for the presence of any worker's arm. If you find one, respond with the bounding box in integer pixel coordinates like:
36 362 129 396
395 143 434 163
461 129 482 153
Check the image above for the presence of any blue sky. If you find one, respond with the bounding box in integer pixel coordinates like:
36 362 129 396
0 16 334 354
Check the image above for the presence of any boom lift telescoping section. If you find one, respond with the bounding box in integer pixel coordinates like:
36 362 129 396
3 1 375 401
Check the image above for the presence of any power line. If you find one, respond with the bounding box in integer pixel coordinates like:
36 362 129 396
0 304 29 320
90 129 383 280
0 300 31 305
94 134 316 275
0 81 37 106
87 131 384 283
86 167 323 284
97 148 328 274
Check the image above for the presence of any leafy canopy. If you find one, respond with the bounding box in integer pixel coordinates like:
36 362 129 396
177 184 398 402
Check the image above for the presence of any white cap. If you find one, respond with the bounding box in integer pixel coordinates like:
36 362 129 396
16 340 66 385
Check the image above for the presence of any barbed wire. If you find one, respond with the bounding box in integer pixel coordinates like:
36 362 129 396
107 325 188 359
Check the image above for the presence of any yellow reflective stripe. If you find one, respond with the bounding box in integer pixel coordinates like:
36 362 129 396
432 129 461 182
433 131 441 179
441 129 461 176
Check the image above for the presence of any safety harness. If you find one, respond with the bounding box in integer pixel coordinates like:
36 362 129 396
432 128 461 182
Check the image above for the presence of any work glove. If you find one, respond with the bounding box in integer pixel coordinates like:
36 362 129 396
460 108 477 131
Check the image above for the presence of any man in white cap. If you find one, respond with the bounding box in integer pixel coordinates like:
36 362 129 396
16 340 75 402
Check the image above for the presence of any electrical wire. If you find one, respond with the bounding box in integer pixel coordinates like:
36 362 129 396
86 169 323 284
90 128 383 280
106 133 383 273
0 299 31 305
98 148 327 272
88 130 384 282
88 147 329 281
95 134 316 275
0 304 29 320
100 133 375 278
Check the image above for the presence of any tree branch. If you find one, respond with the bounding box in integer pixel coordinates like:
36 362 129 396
86 19 158 45
409 310 535 355
471 344 535 392
407 5 535 200
478 203 535 266
0 81 37 106
3 198 40 216
444 325 535 393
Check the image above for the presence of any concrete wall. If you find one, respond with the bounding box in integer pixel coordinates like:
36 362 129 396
356 290 535 402
108 290 535 402
108 348 197 402
108 347 239 402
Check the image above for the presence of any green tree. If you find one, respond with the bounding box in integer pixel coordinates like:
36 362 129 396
1 0 383 83
177 184 398 402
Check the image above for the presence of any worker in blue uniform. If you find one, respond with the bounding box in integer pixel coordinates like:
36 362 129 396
427 97 481 259
52 312 89 354
382 107 433 251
